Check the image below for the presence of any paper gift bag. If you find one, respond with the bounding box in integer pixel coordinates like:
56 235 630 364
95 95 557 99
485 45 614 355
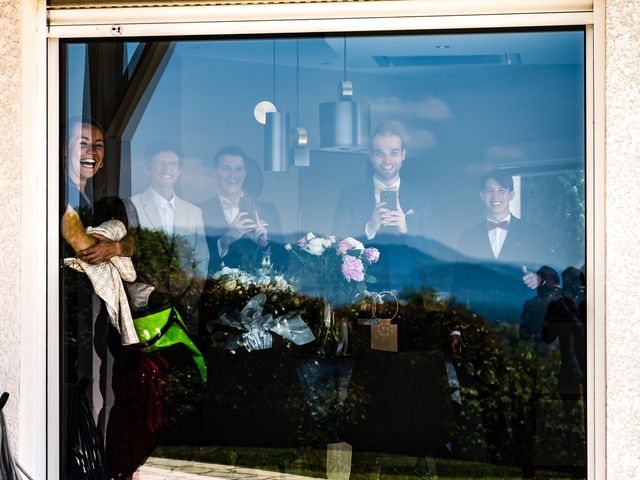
370 319 398 352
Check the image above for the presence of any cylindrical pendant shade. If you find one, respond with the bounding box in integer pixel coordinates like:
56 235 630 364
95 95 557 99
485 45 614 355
319 100 370 152
264 111 290 172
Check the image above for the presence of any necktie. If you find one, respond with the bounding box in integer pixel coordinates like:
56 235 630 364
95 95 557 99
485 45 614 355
486 220 509 231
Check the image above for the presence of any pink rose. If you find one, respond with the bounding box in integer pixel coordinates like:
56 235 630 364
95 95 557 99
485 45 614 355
341 255 365 282
343 236 364 251
364 247 380 263
337 239 352 254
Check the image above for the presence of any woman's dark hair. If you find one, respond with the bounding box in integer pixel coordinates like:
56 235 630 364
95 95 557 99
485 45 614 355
67 114 105 139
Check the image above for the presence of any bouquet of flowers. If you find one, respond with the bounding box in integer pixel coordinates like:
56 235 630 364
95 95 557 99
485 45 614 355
203 258 316 351
285 232 380 305
286 233 380 355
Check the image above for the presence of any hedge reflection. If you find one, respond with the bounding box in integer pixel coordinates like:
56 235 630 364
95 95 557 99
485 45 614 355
160 280 584 473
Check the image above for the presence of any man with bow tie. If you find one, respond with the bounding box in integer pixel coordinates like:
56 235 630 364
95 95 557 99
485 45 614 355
459 170 542 287
333 123 432 242
198 145 282 276
451 170 556 328
332 123 433 292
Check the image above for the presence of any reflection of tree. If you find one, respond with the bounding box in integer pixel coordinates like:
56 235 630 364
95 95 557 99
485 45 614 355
133 227 206 325
163 276 584 473
433 291 585 471
526 171 585 267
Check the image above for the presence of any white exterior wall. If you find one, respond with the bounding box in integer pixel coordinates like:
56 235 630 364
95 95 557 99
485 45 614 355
605 0 640 478
0 0 23 451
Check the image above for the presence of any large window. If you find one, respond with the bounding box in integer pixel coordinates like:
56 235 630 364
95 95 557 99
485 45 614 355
59 29 586 479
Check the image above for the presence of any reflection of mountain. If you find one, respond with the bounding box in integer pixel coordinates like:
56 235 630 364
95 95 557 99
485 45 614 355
373 243 530 325
266 232 533 325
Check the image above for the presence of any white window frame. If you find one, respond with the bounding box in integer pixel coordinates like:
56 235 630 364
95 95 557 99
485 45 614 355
35 1 605 478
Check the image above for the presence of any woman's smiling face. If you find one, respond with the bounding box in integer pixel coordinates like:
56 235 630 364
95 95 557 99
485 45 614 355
68 122 105 186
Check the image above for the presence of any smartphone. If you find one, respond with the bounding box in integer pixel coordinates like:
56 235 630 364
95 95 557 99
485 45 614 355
239 196 258 223
379 190 398 211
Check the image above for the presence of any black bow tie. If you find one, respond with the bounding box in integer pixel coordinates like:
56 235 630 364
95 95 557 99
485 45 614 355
486 220 509 231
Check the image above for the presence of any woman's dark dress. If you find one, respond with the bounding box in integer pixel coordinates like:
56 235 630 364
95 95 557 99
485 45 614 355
62 181 168 479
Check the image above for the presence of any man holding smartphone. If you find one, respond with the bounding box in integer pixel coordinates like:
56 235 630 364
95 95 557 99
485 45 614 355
333 122 432 241
199 145 281 275
332 123 433 295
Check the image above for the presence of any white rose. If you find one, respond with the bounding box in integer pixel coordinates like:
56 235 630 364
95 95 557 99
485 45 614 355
305 237 327 256
275 275 291 291
284 243 292 251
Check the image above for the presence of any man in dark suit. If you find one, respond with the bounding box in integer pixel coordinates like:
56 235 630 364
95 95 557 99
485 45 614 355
454 170 551 322
332 123 433 290
333 123 432 241
198 145 282 276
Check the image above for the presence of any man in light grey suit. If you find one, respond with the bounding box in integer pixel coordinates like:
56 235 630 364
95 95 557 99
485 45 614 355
129 143 209 331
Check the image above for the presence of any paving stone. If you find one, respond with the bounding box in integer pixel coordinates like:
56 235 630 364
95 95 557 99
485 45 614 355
139 457 319 480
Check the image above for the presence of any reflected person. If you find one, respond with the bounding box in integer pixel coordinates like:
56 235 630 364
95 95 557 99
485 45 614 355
333 122 432 241
198 145 282 275
62 115 160 480
453 170 553 319
542 266 587 415
129 142 209 328
520 265 562 344
332 123 433 290
542 266 587 478
518 265 562 478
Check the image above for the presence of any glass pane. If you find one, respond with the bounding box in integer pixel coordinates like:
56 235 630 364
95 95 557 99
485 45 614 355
59 29 586 479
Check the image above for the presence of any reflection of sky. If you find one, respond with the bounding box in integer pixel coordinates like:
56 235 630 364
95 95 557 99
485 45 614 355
66 30 585 269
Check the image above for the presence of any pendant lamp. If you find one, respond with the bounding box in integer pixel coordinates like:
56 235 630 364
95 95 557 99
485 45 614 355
319 37 370 152
263 39 290 173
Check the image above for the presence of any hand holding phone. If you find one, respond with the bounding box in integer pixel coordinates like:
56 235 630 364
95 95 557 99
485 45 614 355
379 190 398 211
239 196 257 222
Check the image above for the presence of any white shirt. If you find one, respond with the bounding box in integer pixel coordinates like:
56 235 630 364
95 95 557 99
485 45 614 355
218 194 240 224
217 194 241 258
487 213 511 259
366 176 401 240
150 187 176 235
373 176 401 204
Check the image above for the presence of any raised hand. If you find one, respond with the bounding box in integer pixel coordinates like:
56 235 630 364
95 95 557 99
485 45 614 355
226 211 257 241
522 265 541 289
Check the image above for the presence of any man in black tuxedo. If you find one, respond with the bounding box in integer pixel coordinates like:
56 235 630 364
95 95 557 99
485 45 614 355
454 170 550 323
332 123 433 291
333 123 432 241
198 145 282 276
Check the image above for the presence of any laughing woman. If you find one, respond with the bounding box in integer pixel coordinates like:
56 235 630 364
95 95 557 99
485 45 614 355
61 116 164 480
